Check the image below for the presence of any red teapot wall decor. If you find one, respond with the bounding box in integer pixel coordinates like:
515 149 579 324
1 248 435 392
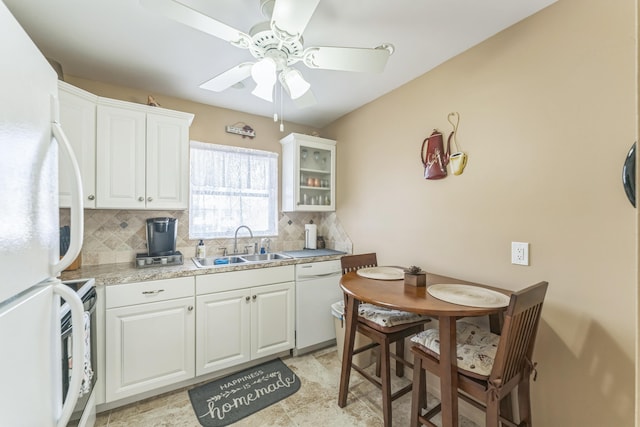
420 129 449 180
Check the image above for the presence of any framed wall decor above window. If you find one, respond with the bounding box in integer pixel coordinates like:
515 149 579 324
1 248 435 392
189 141 278 239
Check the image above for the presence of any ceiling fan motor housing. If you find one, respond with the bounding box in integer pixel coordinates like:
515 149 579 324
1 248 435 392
248 21 303 68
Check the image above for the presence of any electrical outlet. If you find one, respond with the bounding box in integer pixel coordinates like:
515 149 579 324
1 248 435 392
511 242 529 266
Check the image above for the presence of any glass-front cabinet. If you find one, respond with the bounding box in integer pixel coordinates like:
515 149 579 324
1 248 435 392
280 133 336 212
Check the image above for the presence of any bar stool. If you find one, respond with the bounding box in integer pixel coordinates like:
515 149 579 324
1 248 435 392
340 253 431 427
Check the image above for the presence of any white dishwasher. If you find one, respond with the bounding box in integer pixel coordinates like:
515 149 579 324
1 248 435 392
293 259 343 356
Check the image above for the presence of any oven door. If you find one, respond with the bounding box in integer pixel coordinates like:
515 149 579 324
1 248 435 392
61 280 97 426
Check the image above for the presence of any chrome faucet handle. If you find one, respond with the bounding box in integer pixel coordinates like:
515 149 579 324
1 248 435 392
217 246 227 256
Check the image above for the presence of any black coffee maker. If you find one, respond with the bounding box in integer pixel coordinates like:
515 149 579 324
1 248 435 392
135 217 183 268
146 217 177 256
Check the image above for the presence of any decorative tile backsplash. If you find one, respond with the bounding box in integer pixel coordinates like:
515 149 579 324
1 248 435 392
60 209 352 266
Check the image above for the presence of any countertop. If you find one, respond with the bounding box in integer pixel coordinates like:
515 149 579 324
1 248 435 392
60 251 346 286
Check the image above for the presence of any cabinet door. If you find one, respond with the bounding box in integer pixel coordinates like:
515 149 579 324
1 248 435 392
96 105 146 209
251 282 295 359
280 133 336 212
146 113 190 209
105 296 195 402
196 289 251 376
58 84 96 208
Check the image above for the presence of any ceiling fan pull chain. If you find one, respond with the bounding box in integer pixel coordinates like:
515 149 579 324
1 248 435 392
280 84 285 132
273 82 278 122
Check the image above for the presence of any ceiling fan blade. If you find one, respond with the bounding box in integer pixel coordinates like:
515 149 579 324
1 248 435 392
271 0 320 41
302 46 392 73
199 63 254 92
140 0 251 48
292 88 317 109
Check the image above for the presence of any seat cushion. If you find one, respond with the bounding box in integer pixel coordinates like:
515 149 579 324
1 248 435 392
411 321 500 378
358 303 430 327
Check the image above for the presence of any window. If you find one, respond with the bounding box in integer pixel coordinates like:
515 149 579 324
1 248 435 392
189 141 278 239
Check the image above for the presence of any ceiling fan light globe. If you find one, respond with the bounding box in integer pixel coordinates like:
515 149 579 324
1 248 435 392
251 57 277 102
280 68 311 100
252 83 275 102
251 57 277 86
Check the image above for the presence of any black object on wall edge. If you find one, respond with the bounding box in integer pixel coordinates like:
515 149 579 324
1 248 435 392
622 142 636 207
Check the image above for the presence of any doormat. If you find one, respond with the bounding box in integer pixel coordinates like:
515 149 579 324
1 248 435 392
188 358 301 427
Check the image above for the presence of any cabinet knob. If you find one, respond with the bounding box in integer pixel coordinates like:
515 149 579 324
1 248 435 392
138 196 144 202
87 194 95 201
245 296 251 301
142 289 164 295
188 305 194 311
147 196 153 202
252 295 257 300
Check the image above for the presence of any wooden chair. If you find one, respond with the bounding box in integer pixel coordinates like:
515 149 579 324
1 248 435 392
341 253 431 427
410 281 548 427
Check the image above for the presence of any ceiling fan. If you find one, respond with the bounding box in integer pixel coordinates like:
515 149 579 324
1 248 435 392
140 0 394 106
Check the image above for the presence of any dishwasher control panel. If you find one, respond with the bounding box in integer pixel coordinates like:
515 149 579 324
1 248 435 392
295 259 342 280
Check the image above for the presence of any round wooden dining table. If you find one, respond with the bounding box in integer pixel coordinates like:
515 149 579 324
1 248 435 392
338 270 511 427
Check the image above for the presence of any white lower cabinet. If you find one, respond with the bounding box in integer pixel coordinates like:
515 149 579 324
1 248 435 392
251 282 295 358
195 266 295 376
102 266 295 404
196 289 251 373
105 277 195 403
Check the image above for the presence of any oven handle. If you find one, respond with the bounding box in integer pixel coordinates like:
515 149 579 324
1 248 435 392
61 298 96 339
54 281 86 427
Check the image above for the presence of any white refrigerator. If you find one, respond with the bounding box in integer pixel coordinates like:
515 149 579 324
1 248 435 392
0 2 87 426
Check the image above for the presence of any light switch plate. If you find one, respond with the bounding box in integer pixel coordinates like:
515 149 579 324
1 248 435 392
511 242 529 266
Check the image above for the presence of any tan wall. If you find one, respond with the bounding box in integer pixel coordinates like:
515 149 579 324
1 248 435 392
324 0 637 425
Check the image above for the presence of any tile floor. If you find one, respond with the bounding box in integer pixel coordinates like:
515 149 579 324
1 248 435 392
95 346 479 427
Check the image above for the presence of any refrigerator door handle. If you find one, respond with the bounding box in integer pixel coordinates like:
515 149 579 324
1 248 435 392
53 281 86 427
51 96 84 275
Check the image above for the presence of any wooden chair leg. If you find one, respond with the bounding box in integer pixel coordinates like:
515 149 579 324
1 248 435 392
338 295 359 408
375 348 382 378
380 338 392 427
518 378 533 426
411 353 426 427
486 397 500 427
396 338 405 377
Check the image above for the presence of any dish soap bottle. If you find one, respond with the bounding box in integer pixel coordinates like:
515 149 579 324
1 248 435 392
196 240 206 258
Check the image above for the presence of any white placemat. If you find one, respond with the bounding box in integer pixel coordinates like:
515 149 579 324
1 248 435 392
356 266 405 280
427 284 510 308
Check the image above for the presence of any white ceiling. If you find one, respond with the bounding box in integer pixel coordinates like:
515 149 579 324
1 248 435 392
4 0 556 128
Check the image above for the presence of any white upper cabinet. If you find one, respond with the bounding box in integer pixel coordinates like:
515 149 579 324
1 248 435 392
280 133 336 212
146 113 190 209
96 98 193 209
58 81 97 208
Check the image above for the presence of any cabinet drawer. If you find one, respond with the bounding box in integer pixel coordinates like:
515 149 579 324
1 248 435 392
196 265 295 295
106 276 194 308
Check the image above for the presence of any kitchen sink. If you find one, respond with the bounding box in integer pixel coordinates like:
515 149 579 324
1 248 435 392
241 253 292 262
192 256 247 268
192 252 292 268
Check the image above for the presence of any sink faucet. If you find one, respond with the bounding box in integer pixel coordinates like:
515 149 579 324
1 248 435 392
233 225 253 255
